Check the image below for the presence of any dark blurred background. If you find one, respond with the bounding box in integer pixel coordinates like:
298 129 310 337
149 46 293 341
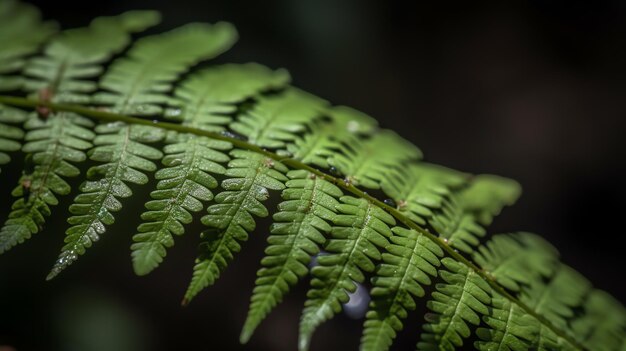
1 0 625 350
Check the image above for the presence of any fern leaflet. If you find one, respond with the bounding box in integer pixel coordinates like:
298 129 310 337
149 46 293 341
183 150 288 304
0 0 56 91
48 22 236 278
0 104 28 173
361 227 443 351
417 257 491 351
230 88 327 149
328 130 421 189
240 170 342 343
299 196 395 351
1 11 158 254
381 163 467 226
286 106 377 168
131 63 288 275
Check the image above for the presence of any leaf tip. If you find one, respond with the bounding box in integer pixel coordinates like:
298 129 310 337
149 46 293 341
298 336 311 351
45 270 58 281
239 328 252 344
132 261 153 276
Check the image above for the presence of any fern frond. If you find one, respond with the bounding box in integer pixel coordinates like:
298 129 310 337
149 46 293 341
360 227 443 351
49 22 236 279
0 0 56 91
417 257 491 351
0 5 624 350
328 130 422 189
1 12 158 254
240 170 343 343
230 88 327 149
299 196 395 351
287 105 378 168
183 150 288 304
131 63 289 276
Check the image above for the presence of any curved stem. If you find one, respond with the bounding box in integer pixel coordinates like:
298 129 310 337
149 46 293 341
0 95 587 350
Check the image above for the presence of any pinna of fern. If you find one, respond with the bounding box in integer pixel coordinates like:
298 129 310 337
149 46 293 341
0 2 624 351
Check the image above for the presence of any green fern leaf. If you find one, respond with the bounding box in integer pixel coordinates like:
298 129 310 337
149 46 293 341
0 0 57 91
459 174 521 226
229 88 327 148
0 104 28 172
22 10 160 101
428 174 520 253
382 163 468 225
523 265 590 329
0 6 624 350
1 12 157 254
473 233 558 291
166 63 290 130
240 170 343 343
415 186 527 349
521 265 590 350
47 122 165 279
417 257 491 351
131 63 288 276
299 196 395 351
474 233 572 350
183 150 288 304
360 227 443 351
0 111 96 255
473 233 588 351
477 265 589 351
328 130 422 189
287 106 377 168
475 293 538 351
131 136 231 275
572 290 626 351
429 194 487 253
93 22 236 115
48 22 236 279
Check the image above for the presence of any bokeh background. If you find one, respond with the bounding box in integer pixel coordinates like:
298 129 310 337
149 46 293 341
1 0 625 350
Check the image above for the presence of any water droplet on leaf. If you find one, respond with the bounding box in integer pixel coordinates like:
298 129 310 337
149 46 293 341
383 198 397 208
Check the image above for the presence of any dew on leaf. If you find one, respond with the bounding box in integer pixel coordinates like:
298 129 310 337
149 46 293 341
328 166 340 176
383 198 397 208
